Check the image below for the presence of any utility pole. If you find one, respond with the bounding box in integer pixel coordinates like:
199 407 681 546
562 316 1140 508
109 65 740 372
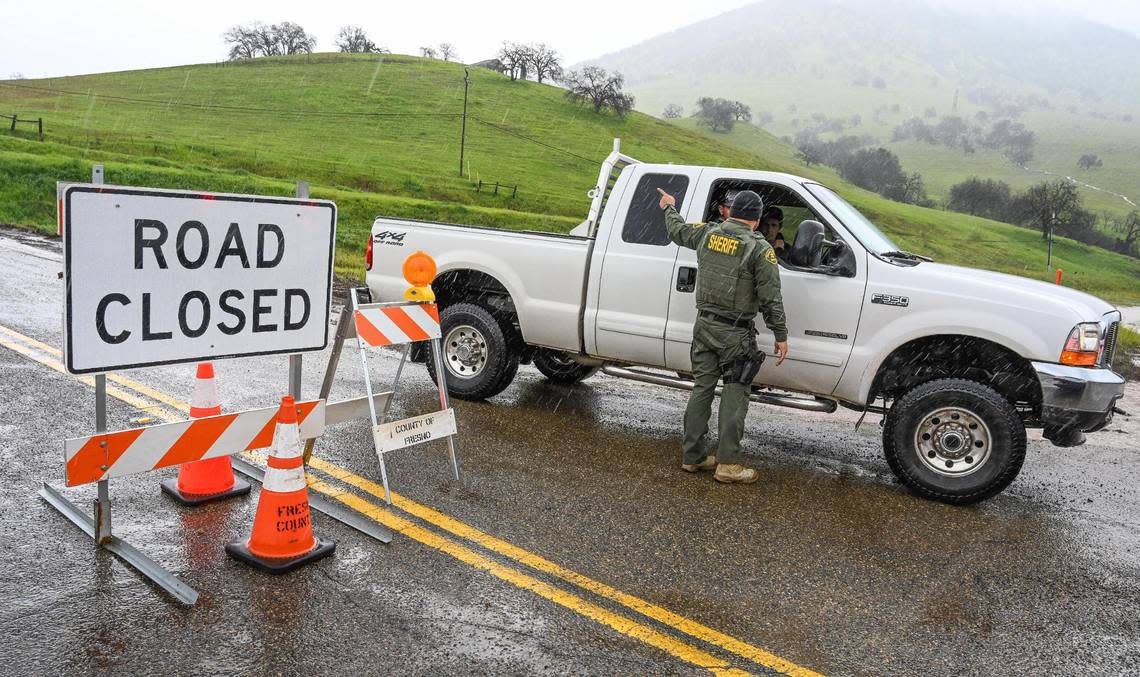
1047 210 1055 269
459 69 469 178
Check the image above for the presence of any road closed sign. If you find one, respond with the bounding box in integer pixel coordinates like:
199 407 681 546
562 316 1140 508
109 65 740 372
61 185 336 374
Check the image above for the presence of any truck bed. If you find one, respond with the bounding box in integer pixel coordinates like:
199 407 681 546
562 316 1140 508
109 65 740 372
366 217 591 352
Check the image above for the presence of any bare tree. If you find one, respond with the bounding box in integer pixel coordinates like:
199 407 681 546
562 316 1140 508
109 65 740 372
437 43 457 62
335 25 382 53
695 97 736 132
252 23 281 56
419 46 438 59
497 42 528 81
562 66 633 116
1018 180 1083 239
524 43 562 84
662 104 683 119
1120 211 1140 255
223 21 315 59
273 22 316 55
223 23 262 60
796 144 825 167
1077 153 1103 170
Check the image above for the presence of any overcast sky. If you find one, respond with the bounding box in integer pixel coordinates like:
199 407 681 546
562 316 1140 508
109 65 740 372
3 0 1139 79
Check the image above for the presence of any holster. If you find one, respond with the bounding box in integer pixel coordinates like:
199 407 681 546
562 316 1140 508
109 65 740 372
721 346 765 386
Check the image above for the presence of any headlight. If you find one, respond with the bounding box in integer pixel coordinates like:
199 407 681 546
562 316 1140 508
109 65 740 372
1060 322 1103 367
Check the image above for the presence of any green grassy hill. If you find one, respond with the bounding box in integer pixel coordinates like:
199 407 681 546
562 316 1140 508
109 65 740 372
1 53 1137 303
670 119 1140 303
590 0 1140 224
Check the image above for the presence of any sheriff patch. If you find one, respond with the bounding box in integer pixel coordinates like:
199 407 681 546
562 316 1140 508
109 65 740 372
764 248 778 264
706 233 742 255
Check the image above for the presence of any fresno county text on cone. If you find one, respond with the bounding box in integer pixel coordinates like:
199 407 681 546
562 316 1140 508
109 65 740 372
226 395 334 574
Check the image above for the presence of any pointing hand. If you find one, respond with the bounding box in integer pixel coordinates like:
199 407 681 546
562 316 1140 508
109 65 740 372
656 187 675 209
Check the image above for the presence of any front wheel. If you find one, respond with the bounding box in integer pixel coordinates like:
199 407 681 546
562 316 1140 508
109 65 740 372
533 349 599 384
883 378 1026 505
426 303 519 401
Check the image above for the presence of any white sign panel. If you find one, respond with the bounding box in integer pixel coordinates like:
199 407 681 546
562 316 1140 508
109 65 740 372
372 409 457 454
62 184 336 374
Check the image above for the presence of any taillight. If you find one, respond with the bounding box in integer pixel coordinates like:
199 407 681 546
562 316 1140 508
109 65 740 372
365 234 374 271
1059 323 1101 367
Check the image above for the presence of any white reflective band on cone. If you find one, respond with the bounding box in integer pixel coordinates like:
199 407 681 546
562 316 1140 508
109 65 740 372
263 465 306 493
263 420 305 492
192 377 220 409
273 424 301 458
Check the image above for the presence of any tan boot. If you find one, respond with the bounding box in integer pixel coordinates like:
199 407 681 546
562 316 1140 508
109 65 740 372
681 454 717 473
714 463 759 484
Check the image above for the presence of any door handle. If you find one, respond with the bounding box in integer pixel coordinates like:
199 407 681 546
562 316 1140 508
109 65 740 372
676 266 696 293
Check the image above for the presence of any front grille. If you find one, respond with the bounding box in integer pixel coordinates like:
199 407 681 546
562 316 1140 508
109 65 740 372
1102 321 1119 366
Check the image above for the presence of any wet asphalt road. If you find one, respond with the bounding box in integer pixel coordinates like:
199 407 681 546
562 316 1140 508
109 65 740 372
2 227 1139 676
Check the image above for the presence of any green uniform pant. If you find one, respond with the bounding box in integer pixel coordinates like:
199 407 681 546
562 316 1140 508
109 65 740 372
682 316 755 466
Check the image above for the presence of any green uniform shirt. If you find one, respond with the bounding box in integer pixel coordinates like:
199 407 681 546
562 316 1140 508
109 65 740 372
664 204 788 342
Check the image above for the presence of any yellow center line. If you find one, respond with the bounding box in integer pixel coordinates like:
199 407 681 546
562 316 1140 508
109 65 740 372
305 476 750 677
0 322 823 677
309 458 821 677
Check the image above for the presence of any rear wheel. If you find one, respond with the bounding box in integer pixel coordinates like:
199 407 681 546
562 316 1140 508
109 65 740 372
427 303 519 400
883 378 1026 505
533 349 599 384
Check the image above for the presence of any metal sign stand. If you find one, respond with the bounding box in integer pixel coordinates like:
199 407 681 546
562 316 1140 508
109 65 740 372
308 288 460 505
288 180 309 401
39 165 198 605
41 174 405 605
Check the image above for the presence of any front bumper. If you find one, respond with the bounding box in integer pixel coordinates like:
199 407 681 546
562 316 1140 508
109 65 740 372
1033 362 1126 441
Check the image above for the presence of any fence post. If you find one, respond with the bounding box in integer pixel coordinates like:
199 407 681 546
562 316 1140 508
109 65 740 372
38 118 43 141
9 115 15 132
494 182 499 195
511 185 517 199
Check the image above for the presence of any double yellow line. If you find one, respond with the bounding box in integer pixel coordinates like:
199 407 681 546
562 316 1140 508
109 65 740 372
0 323 822 677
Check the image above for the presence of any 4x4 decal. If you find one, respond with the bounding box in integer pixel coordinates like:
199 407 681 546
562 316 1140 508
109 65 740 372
374 230 407 247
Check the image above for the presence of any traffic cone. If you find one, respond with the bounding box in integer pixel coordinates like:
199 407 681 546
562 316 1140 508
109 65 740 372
161 362 251 506
225 395 335 574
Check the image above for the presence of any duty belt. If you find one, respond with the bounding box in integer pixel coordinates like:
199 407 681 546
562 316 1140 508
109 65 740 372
698 311 754 329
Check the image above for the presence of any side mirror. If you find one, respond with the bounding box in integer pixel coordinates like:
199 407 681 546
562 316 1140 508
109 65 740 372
822 240 857 277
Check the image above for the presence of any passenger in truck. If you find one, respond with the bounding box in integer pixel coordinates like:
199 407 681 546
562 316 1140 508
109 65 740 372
761 206 787 257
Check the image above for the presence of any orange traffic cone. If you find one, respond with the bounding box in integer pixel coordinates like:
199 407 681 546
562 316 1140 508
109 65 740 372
225 395 335 573
161 362 250 506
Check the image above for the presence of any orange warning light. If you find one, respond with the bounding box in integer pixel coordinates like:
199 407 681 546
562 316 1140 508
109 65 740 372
402 251 437 303
403 251 436 286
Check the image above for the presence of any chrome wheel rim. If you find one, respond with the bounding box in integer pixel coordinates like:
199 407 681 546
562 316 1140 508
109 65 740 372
444 324 487 379
914 406 992 477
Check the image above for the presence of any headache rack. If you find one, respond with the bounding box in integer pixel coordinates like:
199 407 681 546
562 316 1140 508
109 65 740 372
583 138 640 238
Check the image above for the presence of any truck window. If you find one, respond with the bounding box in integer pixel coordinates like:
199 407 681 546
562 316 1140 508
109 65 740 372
622 173 690 246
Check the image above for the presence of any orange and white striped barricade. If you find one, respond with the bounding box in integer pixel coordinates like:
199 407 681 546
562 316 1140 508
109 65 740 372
62 400 325 487
46 397 326 605
348 288 460 505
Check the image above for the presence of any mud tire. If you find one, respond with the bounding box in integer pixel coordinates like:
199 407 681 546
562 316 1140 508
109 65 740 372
533 349 599 384
427 303 519 401
883 378 1026 505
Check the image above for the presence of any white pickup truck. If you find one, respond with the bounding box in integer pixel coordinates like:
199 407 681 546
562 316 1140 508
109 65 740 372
366 140 1126 504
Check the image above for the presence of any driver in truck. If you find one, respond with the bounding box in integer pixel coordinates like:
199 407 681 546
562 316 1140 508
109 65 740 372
657 187 789 485
709 191 736 225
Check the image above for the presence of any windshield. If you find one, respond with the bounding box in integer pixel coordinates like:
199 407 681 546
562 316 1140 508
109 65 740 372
804 182 899 255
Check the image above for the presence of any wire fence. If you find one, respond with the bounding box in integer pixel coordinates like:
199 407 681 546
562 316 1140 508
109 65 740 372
1 112 44 139
0 80 596 170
